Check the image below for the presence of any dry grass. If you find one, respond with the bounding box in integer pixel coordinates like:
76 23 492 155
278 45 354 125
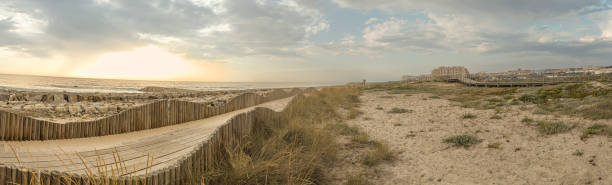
490 115 502 120
10 148 156 185
345 173 373 185
201 87 361 185
487 142 502 149
360 142 395 167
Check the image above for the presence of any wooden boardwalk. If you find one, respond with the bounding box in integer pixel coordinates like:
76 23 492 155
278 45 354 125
450 78 582 87
0 97 293 178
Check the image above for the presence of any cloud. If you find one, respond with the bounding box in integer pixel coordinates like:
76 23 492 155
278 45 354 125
364 17 378 25
0 0 330 67
332 0 607 23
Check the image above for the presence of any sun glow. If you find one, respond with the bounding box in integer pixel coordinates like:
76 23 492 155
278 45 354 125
72 45 222 81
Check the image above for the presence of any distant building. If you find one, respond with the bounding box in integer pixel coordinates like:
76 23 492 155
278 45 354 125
431 66 469 79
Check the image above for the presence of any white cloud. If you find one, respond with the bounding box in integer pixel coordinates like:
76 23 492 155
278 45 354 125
1 10 47 35
364 17 378 25
198 24 231 36
190 0 226 14
137 33 182 43
363 18 405 46
600 11 612 40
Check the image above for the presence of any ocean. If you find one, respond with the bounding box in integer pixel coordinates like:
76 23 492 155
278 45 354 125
0 74 339 93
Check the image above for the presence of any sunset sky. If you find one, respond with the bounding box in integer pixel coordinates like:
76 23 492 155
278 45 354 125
0 0 611 82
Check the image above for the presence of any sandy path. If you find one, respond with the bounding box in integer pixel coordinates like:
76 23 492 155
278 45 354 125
0 97 293 176
348 91 611 185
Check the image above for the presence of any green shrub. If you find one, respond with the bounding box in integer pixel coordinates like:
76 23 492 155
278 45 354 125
521 117 534 124
444 135 482 148
537 121 573 135
462 113 477 119
518 94 538 103
580 124 612 140
388 108 413 114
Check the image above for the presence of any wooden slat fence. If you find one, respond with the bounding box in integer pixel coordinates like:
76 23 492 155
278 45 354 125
0 89 298 141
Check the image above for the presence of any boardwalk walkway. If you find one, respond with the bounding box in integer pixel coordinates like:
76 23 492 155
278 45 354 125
0 97 293 177
450 78 581 87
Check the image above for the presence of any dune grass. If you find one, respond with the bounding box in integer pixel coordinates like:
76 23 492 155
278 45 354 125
201 87 361 185
361 142 395 167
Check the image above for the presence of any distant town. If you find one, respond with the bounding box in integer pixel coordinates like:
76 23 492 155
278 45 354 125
403 65 612 82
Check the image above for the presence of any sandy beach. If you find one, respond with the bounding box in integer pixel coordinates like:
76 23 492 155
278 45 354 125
337 90 611 184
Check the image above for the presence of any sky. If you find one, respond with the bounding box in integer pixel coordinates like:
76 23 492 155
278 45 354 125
0 0 611 82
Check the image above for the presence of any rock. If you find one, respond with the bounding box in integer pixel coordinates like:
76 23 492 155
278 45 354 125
68 105 82 115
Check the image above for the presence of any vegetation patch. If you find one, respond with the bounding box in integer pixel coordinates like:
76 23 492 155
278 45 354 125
351 133 378 147
580 123 612 140
348 109 364 119
345 174 373 185
521 117 534 124
361 143 395 166
202 87 361 185
462 113 477 119
388 108 413 114
537 121 573 135
581 100 612 120
490 115 502 120
444 135 482 148
573 150 584 156
327 123 360 136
